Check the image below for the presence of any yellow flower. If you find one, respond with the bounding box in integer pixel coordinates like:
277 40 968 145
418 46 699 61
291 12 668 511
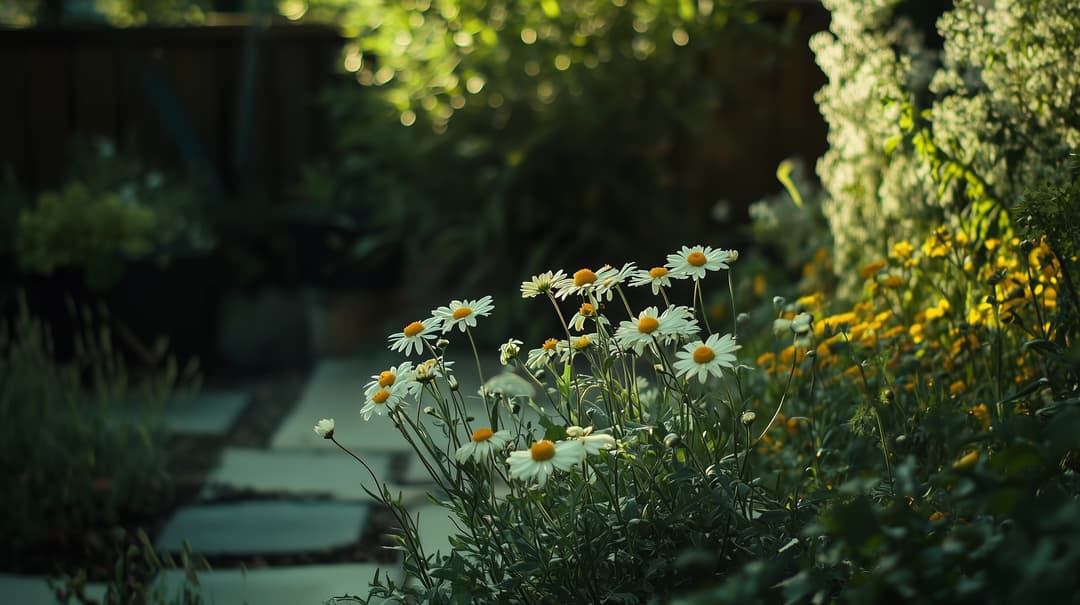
929 511 947 522
948 380 966 396
924 299 951 321
970 404 990 431
891 241 914 260
953 450 979 470
859 260 888 279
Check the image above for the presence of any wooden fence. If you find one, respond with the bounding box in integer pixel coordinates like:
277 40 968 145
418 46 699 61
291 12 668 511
0 21 344 199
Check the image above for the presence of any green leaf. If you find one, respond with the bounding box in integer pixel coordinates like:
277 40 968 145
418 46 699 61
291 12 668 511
776 159 803 208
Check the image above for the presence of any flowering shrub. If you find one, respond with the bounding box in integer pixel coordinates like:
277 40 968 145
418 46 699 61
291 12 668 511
318 246 826 602
319 216 1078 602
811 0 1080 289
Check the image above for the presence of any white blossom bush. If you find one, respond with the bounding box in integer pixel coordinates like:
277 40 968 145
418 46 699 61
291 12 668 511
811 0 1080 290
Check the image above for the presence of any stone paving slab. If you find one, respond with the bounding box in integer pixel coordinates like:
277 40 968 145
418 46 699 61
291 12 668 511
0 574 105 604
164 389 250 436
157 563 395 605
272 354 509 453
202 448 392 501
156 500 369 555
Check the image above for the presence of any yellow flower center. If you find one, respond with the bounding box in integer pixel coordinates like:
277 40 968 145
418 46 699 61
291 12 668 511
452 306 473 320
542 338 559 351
573 268 597 287
403 321 425 337
530 440 556 461
649 266 668 279
579 303 595 316
472 427 495 442
378 371 396 388
573 335 590 350
372 389 391 404
692 345 715 364
687 251 707 267
637 316 660 334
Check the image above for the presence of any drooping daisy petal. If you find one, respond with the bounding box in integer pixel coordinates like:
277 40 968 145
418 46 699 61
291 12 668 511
506 439 586 486
388 317 442 356
455 427 512 464
520 270 567 298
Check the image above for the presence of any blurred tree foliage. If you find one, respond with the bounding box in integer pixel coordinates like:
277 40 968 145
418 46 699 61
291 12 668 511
303 0 806 302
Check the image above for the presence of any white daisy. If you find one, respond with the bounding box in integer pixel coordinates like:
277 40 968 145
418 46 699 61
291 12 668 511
499 339 524 366
568 302 611 332
673 332 741 383
613 306 683 355
526 338 564 370
313 418 335 439
666 245 735 280
553 264 633 301
432 296 495 333
593 262 637 301
388 317 442 356
364 362 420 398
520 270 567 299
506 439 586 487
455 427 513 464
360 382 409 420
565 426 616 455
657 305 700 343
629 266 673 295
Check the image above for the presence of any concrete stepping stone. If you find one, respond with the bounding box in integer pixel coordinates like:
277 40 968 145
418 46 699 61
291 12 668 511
164 389 250 436
0 573 105 604
413 503 460 559
156 500 369 555
156 563 396 605
202 448 392 501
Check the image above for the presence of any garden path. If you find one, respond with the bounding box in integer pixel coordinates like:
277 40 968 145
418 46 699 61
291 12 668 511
0 350 524 604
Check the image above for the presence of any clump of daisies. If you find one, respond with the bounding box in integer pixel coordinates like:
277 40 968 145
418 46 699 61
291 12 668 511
317 244 796 604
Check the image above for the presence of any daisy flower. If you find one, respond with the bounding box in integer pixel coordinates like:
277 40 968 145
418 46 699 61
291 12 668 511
666 245 735 281
432 296 495 333
388 317 442 356
414 357 453 383
674 332 741 383
455 427 512 464
360 382 409 420
568 302 610 332
554 264 634 301
499 339 523 366
520 270 567 299
526 338 564 370
615 306 696 355
364 362 420 399
658 306 700 343
630 266 673 295
506 439 586 487
565 426 616 455
313 418 335 439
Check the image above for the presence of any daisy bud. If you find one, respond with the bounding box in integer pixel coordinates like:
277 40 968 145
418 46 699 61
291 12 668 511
313 418 335 439
736 312 750 325
436 338 450 349
663 433 682 448
740 411 757 426
791 312 813 335
499 338 523 366
423 406 437 416
772 296 786 309
447 375 460 391
728 250 739 262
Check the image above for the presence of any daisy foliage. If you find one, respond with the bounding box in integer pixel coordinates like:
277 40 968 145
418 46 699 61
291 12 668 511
319 244 975 604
